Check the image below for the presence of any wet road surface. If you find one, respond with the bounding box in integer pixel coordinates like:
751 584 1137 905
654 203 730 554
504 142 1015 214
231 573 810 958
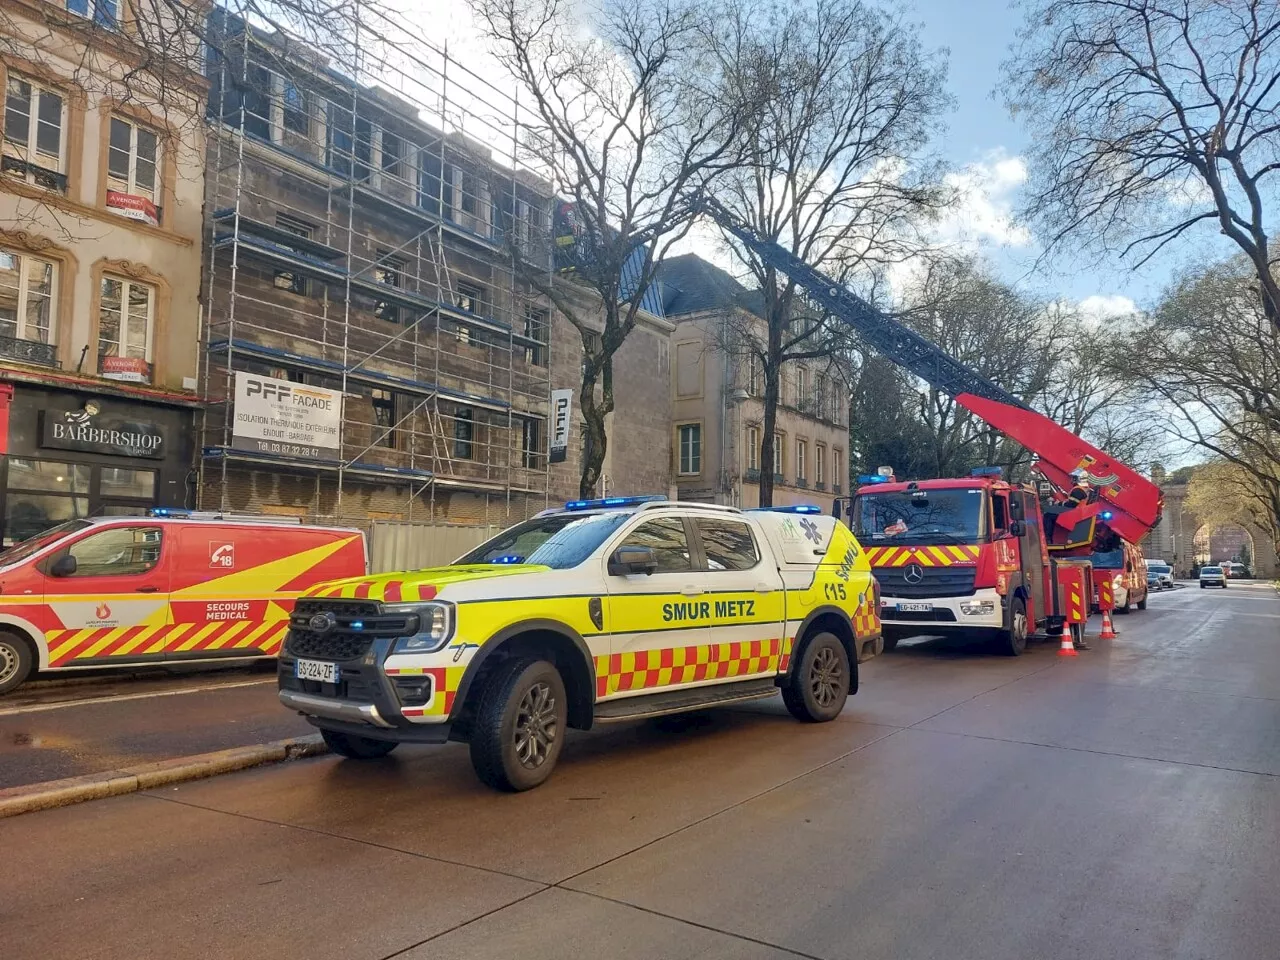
2 583 1277 960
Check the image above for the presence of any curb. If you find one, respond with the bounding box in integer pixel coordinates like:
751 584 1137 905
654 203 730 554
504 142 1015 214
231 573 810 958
0 734 329 819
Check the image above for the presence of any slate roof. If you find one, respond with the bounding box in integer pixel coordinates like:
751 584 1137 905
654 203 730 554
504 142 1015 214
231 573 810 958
657 254 765 319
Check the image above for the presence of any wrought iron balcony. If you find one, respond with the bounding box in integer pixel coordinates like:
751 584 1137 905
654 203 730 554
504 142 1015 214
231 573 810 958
0 335 58 367
1 155 69 193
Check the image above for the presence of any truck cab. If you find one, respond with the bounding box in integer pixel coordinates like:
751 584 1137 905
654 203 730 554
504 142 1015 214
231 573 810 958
844 471 1056 656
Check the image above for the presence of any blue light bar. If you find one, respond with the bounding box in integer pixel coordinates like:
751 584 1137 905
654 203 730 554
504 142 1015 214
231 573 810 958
747 505 821 514
857 474 891 485
1100 510 1114 521
563 495 667 511
491 555 525 564
149 507 192 517
970 466 1003 477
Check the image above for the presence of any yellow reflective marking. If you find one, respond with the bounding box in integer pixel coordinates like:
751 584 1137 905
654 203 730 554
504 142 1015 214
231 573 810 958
115 625 160 657
48 631 90 661
177 623 220 652
168 535 360 598
927 546 952 565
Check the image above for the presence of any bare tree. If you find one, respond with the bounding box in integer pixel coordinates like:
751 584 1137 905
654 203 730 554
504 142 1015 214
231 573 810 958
699 0 950 505
472 0 740 497
1108 258 1280 551
1004 0 1280 332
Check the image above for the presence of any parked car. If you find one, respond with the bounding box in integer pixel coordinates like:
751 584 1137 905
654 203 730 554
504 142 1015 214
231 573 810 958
1146 562 1174 590
1199 565 1227 589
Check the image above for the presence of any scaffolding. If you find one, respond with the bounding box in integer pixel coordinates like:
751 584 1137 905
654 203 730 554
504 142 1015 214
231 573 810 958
198 6 557 530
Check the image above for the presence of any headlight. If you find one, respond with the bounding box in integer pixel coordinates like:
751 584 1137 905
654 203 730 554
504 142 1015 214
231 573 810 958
959 600 995 616
385 602 455 654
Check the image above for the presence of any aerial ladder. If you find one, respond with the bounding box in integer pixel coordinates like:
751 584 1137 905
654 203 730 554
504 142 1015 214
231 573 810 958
695 196 1164 546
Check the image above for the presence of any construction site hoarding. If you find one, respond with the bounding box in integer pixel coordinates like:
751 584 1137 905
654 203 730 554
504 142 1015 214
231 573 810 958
232 372 342 460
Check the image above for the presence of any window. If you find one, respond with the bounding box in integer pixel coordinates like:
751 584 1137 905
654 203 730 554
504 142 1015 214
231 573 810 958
373 253 403 323
678 423 701 476
618 517 691 574
61 526 162 577
327 104 371 180
991 494 1009 533
796 439 807 481
833 448 843 491
797 366 810 408
3 75 66 189
523 307 547 366
98 276 154 378
0 249 57 349
272 216 312 295
107 117 160 210
99 468 156 499
747 353 760 395
66 0 117 28
816 444 826 487
418 151 451 217
372 389 396 448
282 79 308 134
695 518 759 571
455 282 485 316
746 426 760 472
521 418 543 469
381 130 403 177
773 433 784 478
3 461 90 545
831 389 843 426
454 407 474 459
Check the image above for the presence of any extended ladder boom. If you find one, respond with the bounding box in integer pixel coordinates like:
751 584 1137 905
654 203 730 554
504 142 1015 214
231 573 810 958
697 196 1164 542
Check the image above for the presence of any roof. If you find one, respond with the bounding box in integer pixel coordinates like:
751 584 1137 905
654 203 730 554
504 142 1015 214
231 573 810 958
657 254 765 318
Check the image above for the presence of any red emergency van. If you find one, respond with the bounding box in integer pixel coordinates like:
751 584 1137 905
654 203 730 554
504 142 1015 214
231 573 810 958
0 510 366 693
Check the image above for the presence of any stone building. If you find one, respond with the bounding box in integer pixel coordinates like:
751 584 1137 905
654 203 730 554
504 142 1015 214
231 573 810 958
657 254 849 513
0 0 207 543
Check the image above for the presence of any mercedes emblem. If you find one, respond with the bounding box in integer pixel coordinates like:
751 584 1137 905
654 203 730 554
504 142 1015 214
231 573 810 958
308 611 337 634
903 564 925 584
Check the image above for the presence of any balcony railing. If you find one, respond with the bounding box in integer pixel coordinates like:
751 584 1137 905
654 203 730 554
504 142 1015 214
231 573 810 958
745 468 760 482
0 334 58 367
1 155 69 193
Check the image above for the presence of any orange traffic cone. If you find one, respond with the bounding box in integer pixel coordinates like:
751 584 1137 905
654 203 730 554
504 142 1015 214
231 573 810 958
1099 608 1117 640
1057 620 1078 657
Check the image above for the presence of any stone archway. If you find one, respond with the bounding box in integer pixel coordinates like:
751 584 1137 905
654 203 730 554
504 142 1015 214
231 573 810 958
1192 522 1258 569
1142 479 1278 579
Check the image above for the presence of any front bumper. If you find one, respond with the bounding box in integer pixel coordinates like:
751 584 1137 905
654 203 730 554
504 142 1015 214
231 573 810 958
879 587 1005 630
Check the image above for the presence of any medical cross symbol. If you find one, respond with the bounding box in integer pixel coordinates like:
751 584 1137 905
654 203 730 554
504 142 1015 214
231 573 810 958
800 518 822 544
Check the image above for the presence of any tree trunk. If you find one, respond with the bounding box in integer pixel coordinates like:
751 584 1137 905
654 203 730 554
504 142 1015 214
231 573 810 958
759 362 780 507
578 368 607 499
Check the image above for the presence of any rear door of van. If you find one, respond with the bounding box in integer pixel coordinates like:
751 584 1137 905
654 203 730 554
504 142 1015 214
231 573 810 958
166 524 366 659
41 522 173 668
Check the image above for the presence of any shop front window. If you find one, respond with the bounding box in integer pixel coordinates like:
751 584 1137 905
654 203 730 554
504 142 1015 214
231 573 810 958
2 458 159 546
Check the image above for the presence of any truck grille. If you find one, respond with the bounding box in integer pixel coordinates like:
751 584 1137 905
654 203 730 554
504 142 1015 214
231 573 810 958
874 565 977 599
285 598 415 661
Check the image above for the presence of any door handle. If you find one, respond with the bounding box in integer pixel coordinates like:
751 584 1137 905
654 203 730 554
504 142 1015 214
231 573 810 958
681 585 704 597
135 586 158 593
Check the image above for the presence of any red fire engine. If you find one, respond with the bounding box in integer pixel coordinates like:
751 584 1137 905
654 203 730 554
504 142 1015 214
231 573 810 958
697 198 1165 654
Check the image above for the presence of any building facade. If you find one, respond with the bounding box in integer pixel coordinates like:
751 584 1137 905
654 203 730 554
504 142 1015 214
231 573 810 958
658 254 849 513
0 0 207 544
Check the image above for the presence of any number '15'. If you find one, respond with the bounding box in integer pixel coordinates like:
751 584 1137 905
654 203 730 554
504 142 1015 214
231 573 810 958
823 582 847 600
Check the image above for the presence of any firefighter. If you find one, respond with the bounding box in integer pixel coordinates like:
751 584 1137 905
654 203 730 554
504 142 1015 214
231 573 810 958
1066 469 1092 507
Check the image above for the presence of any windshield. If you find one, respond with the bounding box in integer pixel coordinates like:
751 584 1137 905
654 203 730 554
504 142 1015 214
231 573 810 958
1202 566 1221 574
1147 564 1170 573
854 490 985 544
1091 548 1124 569
0 519 92 567
455 511 631 570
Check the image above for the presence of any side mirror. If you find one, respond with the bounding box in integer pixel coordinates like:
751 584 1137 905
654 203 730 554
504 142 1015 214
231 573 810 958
1008 520 1026 538
609 545 658 577
50 553 77 577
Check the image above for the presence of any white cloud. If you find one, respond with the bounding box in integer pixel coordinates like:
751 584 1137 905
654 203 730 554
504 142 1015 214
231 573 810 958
1076 294 1139 321
934 149 1032 250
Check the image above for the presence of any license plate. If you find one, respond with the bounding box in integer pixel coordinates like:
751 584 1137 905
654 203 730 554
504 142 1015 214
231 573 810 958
295 659 339 683
898 602 933 612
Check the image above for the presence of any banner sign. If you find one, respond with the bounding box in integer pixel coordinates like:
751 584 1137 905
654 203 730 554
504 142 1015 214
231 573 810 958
232 372 342 460
100 355 152 383
549 388 573 464
105 190 160 227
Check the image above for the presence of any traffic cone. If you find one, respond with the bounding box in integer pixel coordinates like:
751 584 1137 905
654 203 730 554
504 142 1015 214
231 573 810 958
1099 608 1117 640
1057 620 1078 657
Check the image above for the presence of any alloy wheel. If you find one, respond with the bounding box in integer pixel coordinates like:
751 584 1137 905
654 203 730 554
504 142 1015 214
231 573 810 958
513 681 558 769
809 645 843 707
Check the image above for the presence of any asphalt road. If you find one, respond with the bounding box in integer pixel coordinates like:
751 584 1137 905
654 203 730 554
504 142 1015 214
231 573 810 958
2 582 1278 960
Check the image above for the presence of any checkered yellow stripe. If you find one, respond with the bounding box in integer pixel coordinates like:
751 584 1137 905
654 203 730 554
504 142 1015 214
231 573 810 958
864 545 979 567
387 664 466 717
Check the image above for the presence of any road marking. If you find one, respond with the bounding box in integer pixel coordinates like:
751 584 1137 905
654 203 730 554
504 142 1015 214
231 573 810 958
0 678 277 717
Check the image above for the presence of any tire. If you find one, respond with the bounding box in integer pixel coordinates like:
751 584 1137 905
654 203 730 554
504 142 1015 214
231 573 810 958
469 658 567 792
320 728 399 759
1201 583 1206 589
782 631 850 723
0 632 34 695
1137 594 1147 610
1117 594 1131 614
995 597 1028 657
881 632 900 652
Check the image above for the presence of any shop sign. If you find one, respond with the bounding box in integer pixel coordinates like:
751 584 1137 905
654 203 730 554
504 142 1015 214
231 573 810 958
232 372 342 460
40 407 165 459
105 190 160 227
549 388 573 464
100 356 153 383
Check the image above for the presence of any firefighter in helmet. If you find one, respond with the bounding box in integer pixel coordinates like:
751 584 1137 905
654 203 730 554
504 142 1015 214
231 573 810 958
1066 469 1092 507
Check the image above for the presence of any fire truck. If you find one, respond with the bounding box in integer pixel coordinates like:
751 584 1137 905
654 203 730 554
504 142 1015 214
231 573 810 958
697 198 1164 655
